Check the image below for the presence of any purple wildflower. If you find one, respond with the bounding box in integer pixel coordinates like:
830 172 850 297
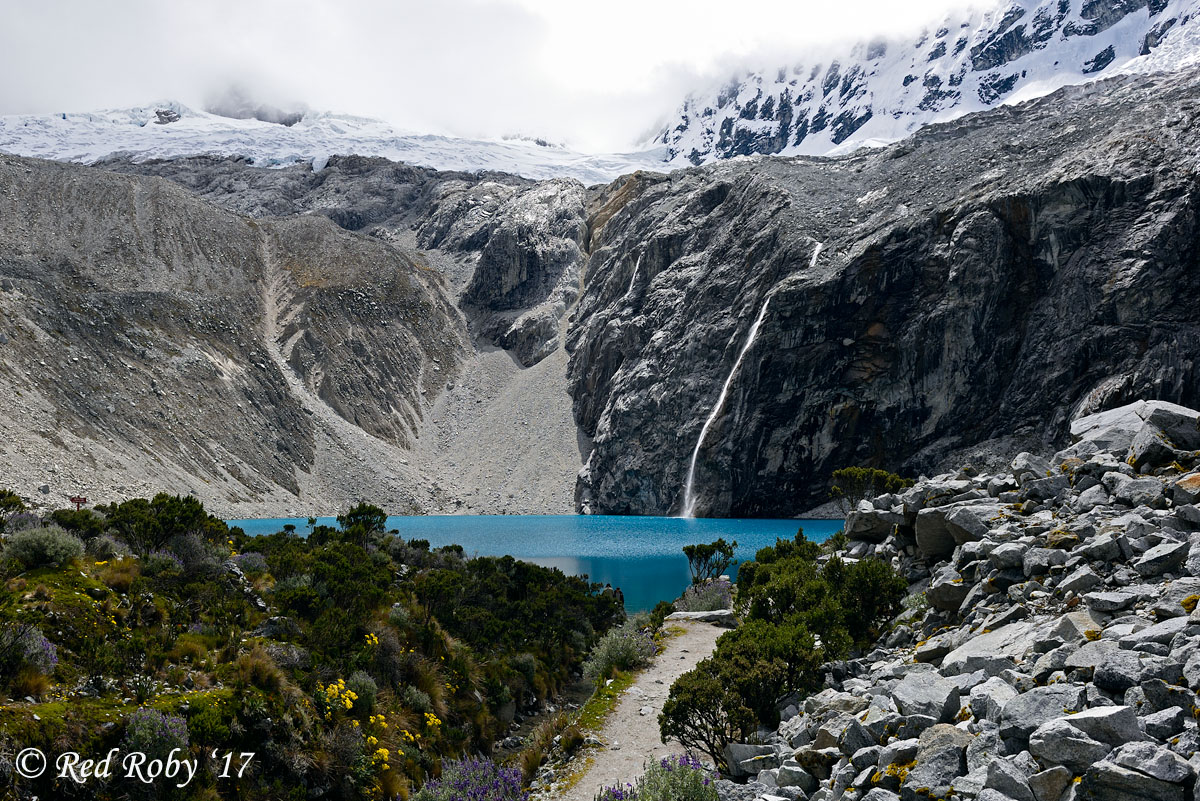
417 757 528 801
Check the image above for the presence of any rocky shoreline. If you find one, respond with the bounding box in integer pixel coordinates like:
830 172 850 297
718 399 1200 801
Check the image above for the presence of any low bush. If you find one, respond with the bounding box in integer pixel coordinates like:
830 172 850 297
517 710 569 782
0 489 25 533
5 512 42 533
648 601 675 631
595 754 719 801
122 707 189 761
347 670 377 715
829 466 914 514
86 533 128 560
674 579 732 612
234 551 268 577
99 558 140 593
413 757 528 801
235 646 283 692
19 627 57 674
142 549 183 578
5 526 84 568
582 623 655 683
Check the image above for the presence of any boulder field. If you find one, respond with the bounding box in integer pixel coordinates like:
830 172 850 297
719 399 1200 801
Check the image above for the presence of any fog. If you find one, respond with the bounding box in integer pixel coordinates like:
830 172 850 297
0 0 977 152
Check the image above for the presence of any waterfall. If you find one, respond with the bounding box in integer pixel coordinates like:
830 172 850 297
625 254 642 298
679 242 822 518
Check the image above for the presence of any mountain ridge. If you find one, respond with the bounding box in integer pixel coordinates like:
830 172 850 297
658 0 1200 165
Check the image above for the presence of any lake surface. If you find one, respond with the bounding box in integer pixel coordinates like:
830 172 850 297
229 515 842 612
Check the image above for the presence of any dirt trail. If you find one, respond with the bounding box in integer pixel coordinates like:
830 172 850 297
553 620 725 801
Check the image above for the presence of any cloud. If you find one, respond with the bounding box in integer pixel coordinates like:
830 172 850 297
0 0 977 151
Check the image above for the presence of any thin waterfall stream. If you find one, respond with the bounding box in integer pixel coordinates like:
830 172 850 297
679 242 823 517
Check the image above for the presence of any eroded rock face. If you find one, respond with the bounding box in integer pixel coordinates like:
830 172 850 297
107 156 588 367
0 155 466 513
569 69 1200 516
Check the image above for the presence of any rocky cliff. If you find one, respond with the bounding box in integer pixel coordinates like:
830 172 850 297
715 399 1200 801
569 68 1200 516
4 68 1199 518
0 154 467 514
660 0 1200 163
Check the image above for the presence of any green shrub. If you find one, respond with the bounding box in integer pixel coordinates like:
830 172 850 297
5 526 84 568
658 659 752 773
98 493 230 555
142 549 184 578
0 489 25 533
661 530 907 768
648 601 675 632
403 684 433 714
387 603 410 628
829 466 914 514
85 534 128 560
682 539 736 585
347 670 377 715
50 508 106 539
582 623 655 683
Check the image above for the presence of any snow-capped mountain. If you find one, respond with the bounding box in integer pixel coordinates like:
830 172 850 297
0 102 664 184
660 0 1200 164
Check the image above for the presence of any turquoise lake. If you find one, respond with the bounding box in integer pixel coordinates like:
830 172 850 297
228 515 842 612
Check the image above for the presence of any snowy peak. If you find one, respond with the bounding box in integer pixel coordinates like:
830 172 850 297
660 0 1200 164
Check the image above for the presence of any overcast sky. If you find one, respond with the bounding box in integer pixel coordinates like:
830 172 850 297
0 0 975 151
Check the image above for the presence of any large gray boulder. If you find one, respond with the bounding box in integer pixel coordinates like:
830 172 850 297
1116 477 1167 508
1143 402 1200 450
890 672 962 723
927 567 971 612
1012 452 1052 484
1077 742 1195 801
846 504 905 542
941 620 1040 674
1071 401 1200 455
1028 766 1072 801
1134 541 1190 577
1029 717 1111 774
723 743 774 779
1129 423 1179 472
999 685 1087 742
984 757 1035 801
901 725 972 801
1058 705 1142 746
969 676 1018 722
1058 565 1103 594
1093 648 1145 692
1173 473 1200 506
915 502 1004 560
1083 588 1141 613
1078 760 1187 801
1109 741 1194 784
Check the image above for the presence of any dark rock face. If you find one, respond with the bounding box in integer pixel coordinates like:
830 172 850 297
569 70 1200 516
660 0 1196 162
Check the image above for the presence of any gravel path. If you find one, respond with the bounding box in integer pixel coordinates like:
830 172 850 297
552 620 725 801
